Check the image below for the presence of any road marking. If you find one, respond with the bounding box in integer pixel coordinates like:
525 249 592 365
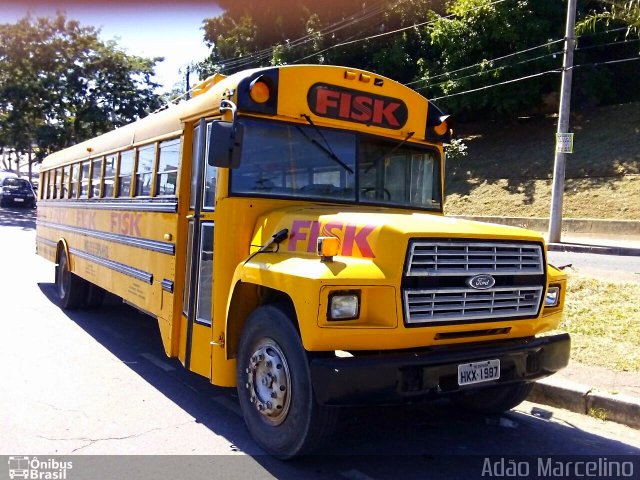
140 352 175 372
341 469 376 480
212 395 243 417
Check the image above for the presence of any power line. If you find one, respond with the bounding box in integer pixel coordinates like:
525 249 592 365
430 69 561 101
429 51 561 89
575 37 640 51
214 1 389 71
404 38 564 87
426 53 640 102
288 0 510 64
572 55 640 68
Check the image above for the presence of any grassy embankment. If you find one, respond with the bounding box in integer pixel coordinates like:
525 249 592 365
444 102 640 219
444 103 640 372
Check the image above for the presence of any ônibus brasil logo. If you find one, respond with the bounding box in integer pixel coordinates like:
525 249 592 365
8 456 73 480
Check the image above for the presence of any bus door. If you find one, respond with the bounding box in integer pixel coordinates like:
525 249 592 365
182 119 217 377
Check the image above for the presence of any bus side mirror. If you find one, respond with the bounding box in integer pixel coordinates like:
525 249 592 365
207 121 244 168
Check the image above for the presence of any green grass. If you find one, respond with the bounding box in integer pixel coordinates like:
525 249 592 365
555 273 640 372
444 102 640 219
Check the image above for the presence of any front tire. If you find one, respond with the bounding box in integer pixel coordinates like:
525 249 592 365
55 249 86 310
452 382 534 415
236 304 336 458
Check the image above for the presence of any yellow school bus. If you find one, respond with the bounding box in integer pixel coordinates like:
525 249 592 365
36 64 569 458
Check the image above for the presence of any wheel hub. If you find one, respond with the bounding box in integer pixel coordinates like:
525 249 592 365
245 340 291 425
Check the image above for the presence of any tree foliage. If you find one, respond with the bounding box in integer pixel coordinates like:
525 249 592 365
197 0 639 120
0 13 162 164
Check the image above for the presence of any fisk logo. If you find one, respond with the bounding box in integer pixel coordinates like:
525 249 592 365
288 219 377 258
110 212 142 237
307 83 408 130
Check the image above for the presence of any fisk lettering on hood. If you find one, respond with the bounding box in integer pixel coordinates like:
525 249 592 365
288 220 377 258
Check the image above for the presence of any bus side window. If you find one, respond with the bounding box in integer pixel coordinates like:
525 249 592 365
51 170 57 199
69 163 78 199
103 154 118 198
42 172 48 199
79 161 90 198
156 139 180 196
118 150 135 197
135 144 155 196
60 166 68 199
91 157 103 198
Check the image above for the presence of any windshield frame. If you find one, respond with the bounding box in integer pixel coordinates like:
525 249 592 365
228 116 443 213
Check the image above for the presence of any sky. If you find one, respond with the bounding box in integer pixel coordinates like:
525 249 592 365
0 1 223 93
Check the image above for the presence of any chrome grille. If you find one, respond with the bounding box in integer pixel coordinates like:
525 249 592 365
404 286 544 324
406 241 544 276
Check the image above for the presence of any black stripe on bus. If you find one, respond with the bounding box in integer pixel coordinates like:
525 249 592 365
36 236 58 248
161 279 174 293
37 198 178 213
69 247 153 285
37 220 175 256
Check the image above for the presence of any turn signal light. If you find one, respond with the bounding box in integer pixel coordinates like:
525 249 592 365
317 236 340 261
434 118 449 136
249 77 270 104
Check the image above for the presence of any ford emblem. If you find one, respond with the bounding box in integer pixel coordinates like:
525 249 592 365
466 274 496 290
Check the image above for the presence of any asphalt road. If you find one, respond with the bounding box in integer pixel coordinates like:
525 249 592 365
548 250 640 284
1 207 639 480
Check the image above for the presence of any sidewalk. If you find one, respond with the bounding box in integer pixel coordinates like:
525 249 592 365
530 361 640 429
545 233 640 256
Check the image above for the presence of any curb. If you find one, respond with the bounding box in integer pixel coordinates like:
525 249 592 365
547 242 640 257
529 377 640 429
452 215 640 237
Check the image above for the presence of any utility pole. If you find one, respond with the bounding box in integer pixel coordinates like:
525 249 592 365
548 0 577 243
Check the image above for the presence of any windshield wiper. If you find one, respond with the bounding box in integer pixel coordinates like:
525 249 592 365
365 131 416 174
298 114 354 174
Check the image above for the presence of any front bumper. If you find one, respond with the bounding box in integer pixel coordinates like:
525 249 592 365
310 333 570 405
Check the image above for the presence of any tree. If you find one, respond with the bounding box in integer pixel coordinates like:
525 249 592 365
0 13 163 176
577 0 640 34
414 0 566 119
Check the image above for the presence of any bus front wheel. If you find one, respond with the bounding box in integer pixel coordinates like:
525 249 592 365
236 304 336 459
55 250 86 310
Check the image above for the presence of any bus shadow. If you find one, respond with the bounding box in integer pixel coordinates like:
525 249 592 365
37 282 640 479
0 206 36 230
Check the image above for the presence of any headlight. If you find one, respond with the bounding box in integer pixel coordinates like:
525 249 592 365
545 286 560 307
328 292 360 320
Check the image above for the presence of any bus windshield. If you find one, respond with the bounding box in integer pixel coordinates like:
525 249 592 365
230 118 441 211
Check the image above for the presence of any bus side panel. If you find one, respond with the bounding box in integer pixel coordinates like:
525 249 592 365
35 204 181 357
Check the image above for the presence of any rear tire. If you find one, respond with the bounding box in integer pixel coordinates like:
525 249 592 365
452 382 534 415
236 304 337 459
55 249 86 310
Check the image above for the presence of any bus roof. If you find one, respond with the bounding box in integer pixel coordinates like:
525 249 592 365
41 65 438 170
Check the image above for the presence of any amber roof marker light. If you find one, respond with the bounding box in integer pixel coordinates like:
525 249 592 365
249 76 271 104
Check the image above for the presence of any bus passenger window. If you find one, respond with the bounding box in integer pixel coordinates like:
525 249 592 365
51 170 58 199
69 164 78 199
103 154 117 197
156 139 179 196
41 172 48 199
60 166 68 199
79 162 90 197
91 158 103 198
118 150 134 197
135 144 155 196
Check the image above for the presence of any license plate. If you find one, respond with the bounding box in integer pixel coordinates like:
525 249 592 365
13 198 24 202
458 359 500 386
